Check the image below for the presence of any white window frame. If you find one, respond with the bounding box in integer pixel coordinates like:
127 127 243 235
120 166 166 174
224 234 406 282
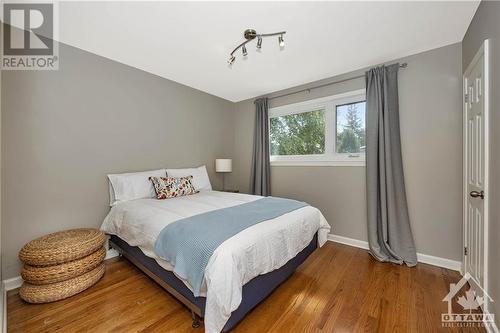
269 89 366 167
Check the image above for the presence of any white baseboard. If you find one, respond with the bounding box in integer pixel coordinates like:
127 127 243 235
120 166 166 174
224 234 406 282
416 253 462 272
105 248 119 260
327 233 462 272
1 277 21 333
2 277 22 292
328 234 369 250
2 248 120 292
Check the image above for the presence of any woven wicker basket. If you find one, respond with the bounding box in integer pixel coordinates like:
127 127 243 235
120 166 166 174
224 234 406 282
21 247 106 285
19 263 105 303
19 229 106 266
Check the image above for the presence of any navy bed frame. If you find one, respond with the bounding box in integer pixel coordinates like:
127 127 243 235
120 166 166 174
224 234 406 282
109 233 318 331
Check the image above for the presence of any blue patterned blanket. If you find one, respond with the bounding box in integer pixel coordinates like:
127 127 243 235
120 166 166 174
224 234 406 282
154 197 308 296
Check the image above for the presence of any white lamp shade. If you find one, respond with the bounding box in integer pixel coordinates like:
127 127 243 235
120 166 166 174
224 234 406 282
215 159 232 173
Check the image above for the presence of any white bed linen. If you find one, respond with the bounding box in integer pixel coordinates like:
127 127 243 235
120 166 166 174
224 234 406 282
100 191 330 333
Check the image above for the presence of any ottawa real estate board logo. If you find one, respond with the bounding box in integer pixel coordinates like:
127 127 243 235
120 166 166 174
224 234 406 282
1 1 59 70
442 273 495 328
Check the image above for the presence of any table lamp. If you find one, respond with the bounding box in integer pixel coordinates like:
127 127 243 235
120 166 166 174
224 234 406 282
215 159 232 191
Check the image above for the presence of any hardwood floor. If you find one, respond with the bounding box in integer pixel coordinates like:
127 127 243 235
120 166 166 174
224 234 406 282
8 242 486 333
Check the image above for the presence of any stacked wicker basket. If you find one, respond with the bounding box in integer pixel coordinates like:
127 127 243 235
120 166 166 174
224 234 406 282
18 229 107 303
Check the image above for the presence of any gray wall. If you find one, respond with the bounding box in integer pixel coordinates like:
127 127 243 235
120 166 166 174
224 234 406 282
1 42 235 279
233 43 463 261
462 0 500 326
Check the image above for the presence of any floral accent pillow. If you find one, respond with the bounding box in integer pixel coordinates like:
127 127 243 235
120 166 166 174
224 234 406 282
149 176 199 200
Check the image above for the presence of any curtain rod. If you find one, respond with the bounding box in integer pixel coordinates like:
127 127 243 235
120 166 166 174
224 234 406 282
268 62 408 101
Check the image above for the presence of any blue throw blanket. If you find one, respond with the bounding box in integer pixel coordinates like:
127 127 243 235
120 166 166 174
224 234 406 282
154 197 308 296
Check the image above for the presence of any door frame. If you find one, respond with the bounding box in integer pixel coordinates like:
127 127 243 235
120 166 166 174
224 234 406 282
462 39 490 304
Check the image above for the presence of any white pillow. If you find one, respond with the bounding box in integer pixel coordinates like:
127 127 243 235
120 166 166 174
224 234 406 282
108 169 166 206
166 165 212 191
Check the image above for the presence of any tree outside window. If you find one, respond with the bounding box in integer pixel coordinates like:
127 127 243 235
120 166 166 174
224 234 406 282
270 109 325 155
336 102 366 154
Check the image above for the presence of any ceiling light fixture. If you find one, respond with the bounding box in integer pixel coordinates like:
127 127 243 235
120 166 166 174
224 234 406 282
228 29 286 66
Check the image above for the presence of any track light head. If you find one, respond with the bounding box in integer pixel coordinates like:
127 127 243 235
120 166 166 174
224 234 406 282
256 36 262 49
279 35 285 48
242 45 248 56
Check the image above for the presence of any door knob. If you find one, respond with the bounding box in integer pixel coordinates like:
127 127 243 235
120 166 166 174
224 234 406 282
470 190 485 199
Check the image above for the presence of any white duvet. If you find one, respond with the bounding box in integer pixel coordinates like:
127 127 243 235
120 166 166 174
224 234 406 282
100 191 330 333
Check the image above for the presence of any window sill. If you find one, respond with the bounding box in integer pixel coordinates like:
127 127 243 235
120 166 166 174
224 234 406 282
270 160 365 167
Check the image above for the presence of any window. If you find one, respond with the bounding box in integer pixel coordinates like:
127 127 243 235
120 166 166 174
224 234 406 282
335 101 366 154
269 89 366 166
270 109 325 156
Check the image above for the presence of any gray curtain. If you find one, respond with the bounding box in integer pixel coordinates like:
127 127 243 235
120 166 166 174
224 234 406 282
365 63 417 267
251 98 271 196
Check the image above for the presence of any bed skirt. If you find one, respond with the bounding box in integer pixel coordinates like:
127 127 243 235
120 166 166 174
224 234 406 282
109 233 318 331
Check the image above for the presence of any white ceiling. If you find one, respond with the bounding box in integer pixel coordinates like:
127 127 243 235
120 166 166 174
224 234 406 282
56 1 479 102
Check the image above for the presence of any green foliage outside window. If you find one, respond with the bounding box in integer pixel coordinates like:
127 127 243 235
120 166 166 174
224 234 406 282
270 110 325 155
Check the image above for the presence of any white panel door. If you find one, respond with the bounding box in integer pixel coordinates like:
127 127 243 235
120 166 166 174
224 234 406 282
463 40 489 303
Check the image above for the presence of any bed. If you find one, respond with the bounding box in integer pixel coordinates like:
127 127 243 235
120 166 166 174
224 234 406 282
101 190 330 332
